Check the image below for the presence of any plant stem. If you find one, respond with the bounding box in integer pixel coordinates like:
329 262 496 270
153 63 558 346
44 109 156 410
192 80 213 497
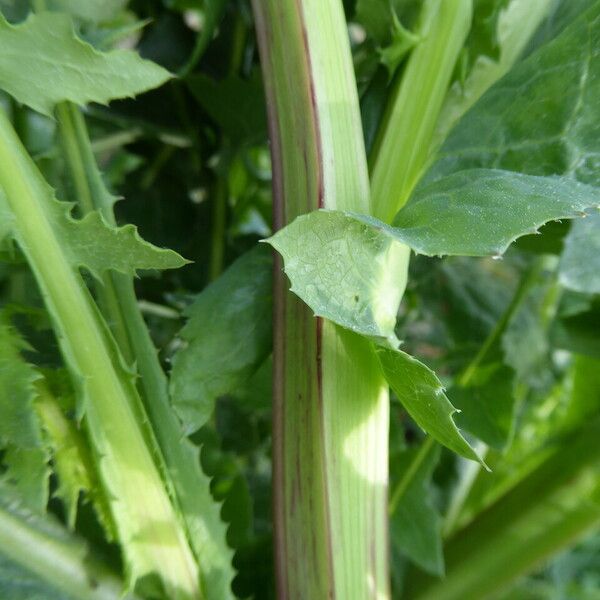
370 0 473 223
55 101 234 600
253 0 390 597
0 108 200 599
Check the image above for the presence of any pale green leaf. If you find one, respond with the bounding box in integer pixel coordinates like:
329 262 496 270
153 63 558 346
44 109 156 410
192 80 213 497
268 170 597 343
0 318 48 513
0 12 171 116
559 213 600 294
393 170 600 257
170 245 272 434
378 347 485 465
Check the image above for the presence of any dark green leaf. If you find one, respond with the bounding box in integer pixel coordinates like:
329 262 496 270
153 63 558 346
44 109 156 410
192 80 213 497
428 2 600 186
170 245 273 434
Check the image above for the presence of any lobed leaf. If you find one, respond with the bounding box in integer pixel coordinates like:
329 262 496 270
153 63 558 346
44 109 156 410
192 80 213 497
0 12 171 117
170 245 273 434
378 347 486 466
0 189 187 279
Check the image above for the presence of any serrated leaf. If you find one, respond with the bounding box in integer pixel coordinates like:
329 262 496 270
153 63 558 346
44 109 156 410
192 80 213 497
170 245 273 434
559 213 600 294
35 377 113 532
378 347 485 465
355 0 420 45
394 170 600 257
0 12 171 116
390 442 444 576
0 189 187 279
268 171 597 343
0 317 48 513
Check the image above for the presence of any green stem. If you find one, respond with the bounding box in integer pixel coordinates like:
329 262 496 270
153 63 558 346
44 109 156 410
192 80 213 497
370 0 473 223
208 173 227 281
253 0 390 597
55 102 235 599
0 109 200 598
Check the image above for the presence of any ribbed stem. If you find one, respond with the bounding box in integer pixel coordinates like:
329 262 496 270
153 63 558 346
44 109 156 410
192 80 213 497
252 1 390 597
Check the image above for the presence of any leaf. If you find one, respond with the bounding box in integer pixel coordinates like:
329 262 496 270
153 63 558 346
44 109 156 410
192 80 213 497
394 170 600 257
267 213 407 346
268 170 597 342
0 482 126 599
0 12 171 116
390 441 444 576
0 317 48 513
35 376 113 532
0 189 187 279
170 245 273 434
378 347 486 465
427 2 600 186
559 213 600 294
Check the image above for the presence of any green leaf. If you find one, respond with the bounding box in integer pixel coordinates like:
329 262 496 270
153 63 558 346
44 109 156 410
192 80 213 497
0 12 171 116
170 245 273 434
268 170 597 343
0 482 127 600
378 347 486 465
267 213 406 346
559 214 600 294
390 440 444 576
428 2 600 186
393 170 600 257
0 190 187 279
0 317 48 513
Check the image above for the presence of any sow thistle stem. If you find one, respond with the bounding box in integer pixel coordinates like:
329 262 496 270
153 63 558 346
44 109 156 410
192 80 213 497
253 0 389 597
55 101 234 599
0 110 201 599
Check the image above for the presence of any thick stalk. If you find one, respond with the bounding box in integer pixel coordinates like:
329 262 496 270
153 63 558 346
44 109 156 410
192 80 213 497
55 101 234 599
0 110 200 599
253 1 390 598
